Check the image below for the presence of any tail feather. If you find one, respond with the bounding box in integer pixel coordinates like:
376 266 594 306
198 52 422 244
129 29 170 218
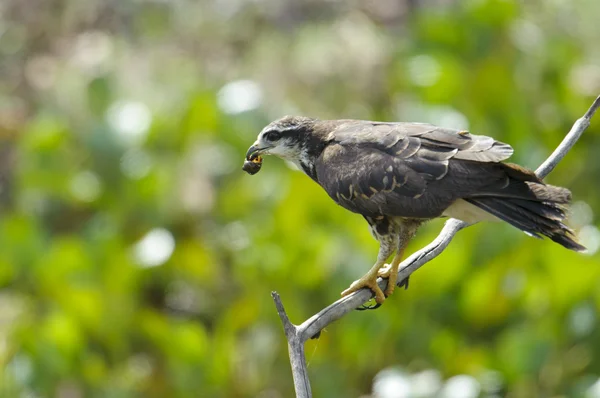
508 198 566 222
466 197 546 237
525 182 572 203
449 161 584 252
469 180 572 202
465 168 585 252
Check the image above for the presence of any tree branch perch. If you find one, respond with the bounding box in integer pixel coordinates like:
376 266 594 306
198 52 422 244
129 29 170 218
272 96 600 398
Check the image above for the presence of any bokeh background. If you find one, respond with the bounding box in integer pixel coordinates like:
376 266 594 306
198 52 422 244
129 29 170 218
1 0 600 397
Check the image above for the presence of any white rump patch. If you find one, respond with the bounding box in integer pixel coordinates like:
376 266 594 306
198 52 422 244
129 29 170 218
443 199 499 223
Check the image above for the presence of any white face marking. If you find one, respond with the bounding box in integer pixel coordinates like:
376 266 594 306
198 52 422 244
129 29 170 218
386 165 393 172
264 139 302 161
252 128 301 159
249 117 320 177
250 132 312 176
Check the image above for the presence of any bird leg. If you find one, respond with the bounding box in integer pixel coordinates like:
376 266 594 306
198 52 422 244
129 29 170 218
377 247 405 297
341 238 394 304
377 221 419 298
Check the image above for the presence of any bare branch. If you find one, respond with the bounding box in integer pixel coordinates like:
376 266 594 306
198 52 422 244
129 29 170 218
272 96 600 398
299 218 468 341
536 96 600 178
271 292 312 398
272 291 295 337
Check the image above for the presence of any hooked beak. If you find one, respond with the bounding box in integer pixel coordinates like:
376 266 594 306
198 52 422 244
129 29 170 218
245 143 269 160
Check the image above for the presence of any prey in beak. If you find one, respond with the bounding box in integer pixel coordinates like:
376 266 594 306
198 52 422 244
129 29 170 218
242 145 264 175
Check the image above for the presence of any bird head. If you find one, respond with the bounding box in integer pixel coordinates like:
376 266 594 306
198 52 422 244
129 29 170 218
246 116 315 160
245 116 326 178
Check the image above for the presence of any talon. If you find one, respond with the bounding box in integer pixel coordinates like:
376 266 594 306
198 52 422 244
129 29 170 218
341 274 386 305
377 263 401 297
356 301 382 311
377 263 393 278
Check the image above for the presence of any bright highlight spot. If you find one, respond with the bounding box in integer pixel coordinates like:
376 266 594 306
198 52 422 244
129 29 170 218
411 369 442 397
571 201 594 227
436 107 469 131
569 64 600 97
133 228 176 268
217 80 263 114
587 378 600 398
25 55 58 90
441 375 480 398
193 143 236 177
71 30 113 71
509 20 544 52
373 368 412 398
127 354 153 382
223 222 250 251
70 171 102 202
569 304 596 337
579 225 600 256
107 101 152 145
407 55 441 87
120 148 152 179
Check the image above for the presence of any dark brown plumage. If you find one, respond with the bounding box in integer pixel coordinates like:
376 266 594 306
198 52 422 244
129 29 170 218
244 116 584 306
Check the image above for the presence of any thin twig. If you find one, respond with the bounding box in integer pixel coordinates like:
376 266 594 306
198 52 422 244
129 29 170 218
272 292 312 398
536 96 600 178
271 95 600 398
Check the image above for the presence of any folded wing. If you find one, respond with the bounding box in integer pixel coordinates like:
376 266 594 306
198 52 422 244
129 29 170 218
316 121 514 218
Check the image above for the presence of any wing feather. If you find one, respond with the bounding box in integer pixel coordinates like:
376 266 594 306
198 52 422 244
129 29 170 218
395 137 421 158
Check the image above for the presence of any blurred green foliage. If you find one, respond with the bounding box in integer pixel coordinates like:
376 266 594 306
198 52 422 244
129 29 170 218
1 0 600 397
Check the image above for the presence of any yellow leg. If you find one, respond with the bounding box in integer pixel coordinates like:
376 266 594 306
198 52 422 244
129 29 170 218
341 260 386 304
377 248 405 297
343 218 420 306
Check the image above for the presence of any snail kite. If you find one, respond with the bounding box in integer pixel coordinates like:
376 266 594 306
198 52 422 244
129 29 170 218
244 116 584 306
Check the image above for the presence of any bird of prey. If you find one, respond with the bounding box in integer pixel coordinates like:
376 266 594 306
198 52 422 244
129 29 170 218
244 116 584 306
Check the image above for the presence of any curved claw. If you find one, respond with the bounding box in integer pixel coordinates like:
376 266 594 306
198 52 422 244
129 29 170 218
355 276 410 311
341 275 386 305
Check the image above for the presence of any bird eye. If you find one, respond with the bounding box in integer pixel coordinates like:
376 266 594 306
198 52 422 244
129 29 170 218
264 131 282 142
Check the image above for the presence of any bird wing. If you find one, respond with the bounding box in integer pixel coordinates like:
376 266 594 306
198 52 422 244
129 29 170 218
330 121 513 163
315 121 515 218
